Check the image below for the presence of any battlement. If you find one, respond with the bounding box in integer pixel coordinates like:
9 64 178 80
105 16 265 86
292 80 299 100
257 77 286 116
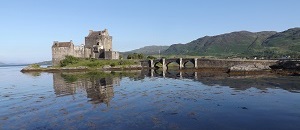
87 29 109 37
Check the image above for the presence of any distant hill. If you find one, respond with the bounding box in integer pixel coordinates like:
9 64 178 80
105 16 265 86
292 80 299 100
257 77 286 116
121 45 169 57
163 31 277 57
261 28 300 54
162 28 300 58
0 62 5 65
35 61 52 65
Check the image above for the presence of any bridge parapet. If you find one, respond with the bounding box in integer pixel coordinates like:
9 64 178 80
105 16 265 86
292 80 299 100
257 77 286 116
148 58 278 70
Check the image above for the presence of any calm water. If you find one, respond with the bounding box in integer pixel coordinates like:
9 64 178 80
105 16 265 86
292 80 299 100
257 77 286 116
0 66 300 130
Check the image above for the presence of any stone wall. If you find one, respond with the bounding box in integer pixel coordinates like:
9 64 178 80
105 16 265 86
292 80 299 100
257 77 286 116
196 59 277 68
52 46 74 66
73 46 85 58
84 33 112 51
84 48 92 58
104 51 119 59
85 37 98 48
101 36 112 51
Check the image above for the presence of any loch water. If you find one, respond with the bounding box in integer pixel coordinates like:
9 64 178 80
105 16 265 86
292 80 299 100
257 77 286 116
0 66 300 130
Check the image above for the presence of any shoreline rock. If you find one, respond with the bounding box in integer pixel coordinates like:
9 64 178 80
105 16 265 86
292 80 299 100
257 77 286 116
270 60 300 70
229 63 271 71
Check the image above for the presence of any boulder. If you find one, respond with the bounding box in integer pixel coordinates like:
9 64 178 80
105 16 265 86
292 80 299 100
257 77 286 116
230 63 271 71
102 65 111 69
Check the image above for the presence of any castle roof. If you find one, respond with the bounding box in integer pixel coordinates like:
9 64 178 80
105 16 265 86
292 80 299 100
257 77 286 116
52 41 73 47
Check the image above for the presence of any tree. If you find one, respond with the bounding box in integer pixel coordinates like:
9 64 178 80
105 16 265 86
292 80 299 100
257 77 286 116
147 55 157 59
127 53 144 59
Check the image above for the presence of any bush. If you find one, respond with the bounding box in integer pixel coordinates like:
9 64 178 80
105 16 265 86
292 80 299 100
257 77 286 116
127 53 144 59
110 62 116 67
147 55 157 59
29 64 40 68
60 56 80 67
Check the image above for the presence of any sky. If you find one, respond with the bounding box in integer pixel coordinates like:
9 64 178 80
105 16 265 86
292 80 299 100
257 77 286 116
0 0 299 63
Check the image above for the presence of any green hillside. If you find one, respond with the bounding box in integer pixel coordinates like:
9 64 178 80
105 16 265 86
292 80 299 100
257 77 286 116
260 28 300 57
163 28 300 58
121 45 169 57
164 31 277 58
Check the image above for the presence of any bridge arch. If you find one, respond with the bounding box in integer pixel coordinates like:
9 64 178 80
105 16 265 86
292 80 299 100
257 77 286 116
153 61 162 68
165 60 180 69
183 60 195 68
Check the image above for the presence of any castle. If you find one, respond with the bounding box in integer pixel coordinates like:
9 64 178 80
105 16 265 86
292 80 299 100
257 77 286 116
52 29 119 66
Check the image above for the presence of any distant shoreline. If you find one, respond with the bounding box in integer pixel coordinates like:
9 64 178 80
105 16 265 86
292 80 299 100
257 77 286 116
0 64 29 67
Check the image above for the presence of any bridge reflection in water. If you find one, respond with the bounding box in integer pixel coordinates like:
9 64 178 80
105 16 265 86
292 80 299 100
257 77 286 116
52 69 300 106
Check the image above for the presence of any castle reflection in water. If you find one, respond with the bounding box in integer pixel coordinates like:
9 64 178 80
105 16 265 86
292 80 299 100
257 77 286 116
52 69 300 106
53 73 120 105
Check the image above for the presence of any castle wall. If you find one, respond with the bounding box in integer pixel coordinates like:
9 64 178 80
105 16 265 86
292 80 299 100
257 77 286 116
100 36 112 51
113 51 119 59
104 51 119 59
85 34 112 51
52 45 74 66
85 37 98 48
73 46 85 58
84 48 92 58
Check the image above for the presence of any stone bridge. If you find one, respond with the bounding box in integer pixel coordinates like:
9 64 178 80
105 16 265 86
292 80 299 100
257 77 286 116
145 58 278 70
149 58 198 69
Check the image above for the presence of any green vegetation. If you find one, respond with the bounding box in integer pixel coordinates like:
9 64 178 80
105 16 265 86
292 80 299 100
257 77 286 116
29 64 41 68
146 55 157 59
59 55 139 68
127 53 144 59
60 56 80 67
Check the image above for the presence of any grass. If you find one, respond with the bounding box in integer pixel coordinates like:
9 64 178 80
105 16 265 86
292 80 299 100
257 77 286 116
29 64 40 68
59 56 140 68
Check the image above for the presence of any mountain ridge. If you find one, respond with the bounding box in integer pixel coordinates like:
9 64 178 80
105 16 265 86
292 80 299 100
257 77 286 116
161 28 300 58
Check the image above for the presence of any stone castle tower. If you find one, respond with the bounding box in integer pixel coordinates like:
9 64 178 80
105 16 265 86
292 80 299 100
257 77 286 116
52 29 119 66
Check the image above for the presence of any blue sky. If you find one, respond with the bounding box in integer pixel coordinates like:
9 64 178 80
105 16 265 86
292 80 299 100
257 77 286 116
0 0 299 63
